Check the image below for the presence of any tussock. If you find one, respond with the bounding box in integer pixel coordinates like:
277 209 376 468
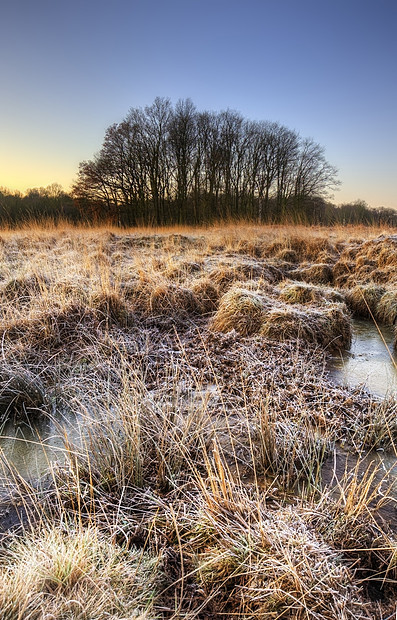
335 235 397 287
149 282 201 317
210 286 272 335
292 262 334 284
280 281 345 305
253 400 329 487
345 284 385 318
208 265 241 290
264 235 335 262
376 290 397 325
333 259 355 286
275 247 299 262
313 463 397 584
90 291 130 326
120 278 201 319
191 470 367 619
1 303 100 352
190 277 220 313
261 303 351 350
164 257 203 280
0 525 162 619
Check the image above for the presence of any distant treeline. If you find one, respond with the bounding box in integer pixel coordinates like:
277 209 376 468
0 184 79 224
1 97 396 227
1 184 396 228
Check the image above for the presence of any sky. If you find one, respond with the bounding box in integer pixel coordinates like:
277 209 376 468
0 0 396 209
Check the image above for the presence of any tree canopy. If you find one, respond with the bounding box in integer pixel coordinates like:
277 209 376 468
72 97 340 225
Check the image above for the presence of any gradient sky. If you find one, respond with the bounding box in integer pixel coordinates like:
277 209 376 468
1 0 396 208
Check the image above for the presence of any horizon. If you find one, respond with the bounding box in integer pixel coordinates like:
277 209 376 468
1 0 396 210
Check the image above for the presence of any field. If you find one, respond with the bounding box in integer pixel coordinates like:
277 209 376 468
0 222 397 619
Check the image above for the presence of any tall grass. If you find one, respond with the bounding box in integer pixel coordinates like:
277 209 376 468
0 222 395 618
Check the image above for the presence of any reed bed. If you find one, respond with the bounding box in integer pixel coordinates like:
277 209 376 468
0 222 396 618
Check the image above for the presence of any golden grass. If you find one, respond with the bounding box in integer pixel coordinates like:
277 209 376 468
209 285 272 335
0 525 162 619
280 281 344 305
261 303 352 350
0 222 395 618
377 290 397 326
345 284 386 318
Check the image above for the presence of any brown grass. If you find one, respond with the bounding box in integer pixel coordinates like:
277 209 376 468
293 262 334 284
210 285 273 335
280 281 345 305
261 303 352 350
377 290 397 325
345 284 386 318
0 222 395 618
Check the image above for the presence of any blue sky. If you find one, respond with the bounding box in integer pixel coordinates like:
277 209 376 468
1 0 396 208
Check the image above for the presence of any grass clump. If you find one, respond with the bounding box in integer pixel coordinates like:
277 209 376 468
280 281 344 305
190 276 220 313
377 290 397 325
261 303 351 350
67 366 213 493
189 459 367 619
313 462 397 588
293 262 334 285
90 290 130 326
345 284 386 318
253 399 329 488
0 525 162 619
1 303 100 353
210 286 272 336
148 282 201 318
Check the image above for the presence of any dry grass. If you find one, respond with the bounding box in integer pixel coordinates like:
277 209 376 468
261 303 352 350
0 525 162 619
0 222 396 618
209 285 272 335
377 290 397 326
0 366 48 423
280 281 345 305
292 262 334 284
345 284 386 318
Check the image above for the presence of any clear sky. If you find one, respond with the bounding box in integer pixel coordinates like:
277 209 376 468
1 0 396 208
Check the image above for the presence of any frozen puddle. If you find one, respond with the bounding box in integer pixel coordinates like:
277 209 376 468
329 319 397 398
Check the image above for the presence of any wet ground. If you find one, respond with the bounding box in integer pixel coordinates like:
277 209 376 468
328 319 397 398
0 318 396 535
0 411 80 490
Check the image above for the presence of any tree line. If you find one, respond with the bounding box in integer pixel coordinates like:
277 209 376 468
72 97 341 225
1 184 396 228
0 184 78 224
1 97 396 227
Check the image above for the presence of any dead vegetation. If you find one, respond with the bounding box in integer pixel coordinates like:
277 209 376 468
0 222 396 619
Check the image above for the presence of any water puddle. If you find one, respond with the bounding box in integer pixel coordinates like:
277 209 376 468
322 444 397 530
0 411 80 489
328 319 397 398
326 320 397 528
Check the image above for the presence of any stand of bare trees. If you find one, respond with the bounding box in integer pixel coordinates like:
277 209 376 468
72 97 341 225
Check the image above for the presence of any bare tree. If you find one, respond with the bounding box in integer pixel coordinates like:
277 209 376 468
73 97 340 225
